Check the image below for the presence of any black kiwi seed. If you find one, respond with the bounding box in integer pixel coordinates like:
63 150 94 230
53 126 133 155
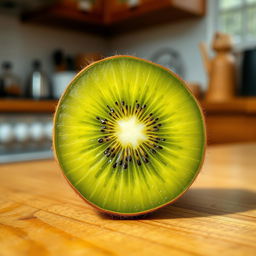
98 138 104 143
156 138 166 141
137 159 141 166
113 163 117 168
151 149 156 154
142 157 149 163
126 156 132 162
123 163 128 169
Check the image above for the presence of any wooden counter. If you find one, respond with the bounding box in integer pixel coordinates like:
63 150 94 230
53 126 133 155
0 143 256 255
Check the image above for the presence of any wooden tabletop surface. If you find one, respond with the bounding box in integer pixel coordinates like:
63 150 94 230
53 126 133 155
0 143 256 256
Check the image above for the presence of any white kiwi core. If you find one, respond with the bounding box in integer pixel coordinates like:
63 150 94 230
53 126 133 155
115 116 147 148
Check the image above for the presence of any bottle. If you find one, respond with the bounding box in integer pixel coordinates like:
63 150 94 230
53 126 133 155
26 60 51 99
0 77 4 97
0 62 21 98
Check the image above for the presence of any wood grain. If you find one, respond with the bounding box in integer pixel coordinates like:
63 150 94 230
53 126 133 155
0 143 256 255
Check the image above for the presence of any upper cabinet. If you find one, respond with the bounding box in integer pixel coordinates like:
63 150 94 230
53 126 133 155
21 0 206 35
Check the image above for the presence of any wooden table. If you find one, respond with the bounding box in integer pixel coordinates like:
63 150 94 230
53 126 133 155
0 143 256 256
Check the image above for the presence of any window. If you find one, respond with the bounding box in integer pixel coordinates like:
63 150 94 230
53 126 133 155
217 0 256 48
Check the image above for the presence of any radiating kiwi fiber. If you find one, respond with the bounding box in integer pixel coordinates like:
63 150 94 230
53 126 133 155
53 55 206 217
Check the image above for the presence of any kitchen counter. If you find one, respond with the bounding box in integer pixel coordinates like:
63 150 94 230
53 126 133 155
0 143 256 255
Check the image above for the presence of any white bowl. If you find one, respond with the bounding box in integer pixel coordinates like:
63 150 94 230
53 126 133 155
52 71 76 99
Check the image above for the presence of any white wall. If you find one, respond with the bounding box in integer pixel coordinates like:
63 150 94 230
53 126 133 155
108 17 209 90
0 3 213 91
0 14 106 88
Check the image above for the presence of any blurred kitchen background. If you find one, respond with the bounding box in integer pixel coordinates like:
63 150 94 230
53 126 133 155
0 0 255 163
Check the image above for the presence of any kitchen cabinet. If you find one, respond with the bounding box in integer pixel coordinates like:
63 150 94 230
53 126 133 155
107 0 205 25
201 97 256 144
21 0 206 35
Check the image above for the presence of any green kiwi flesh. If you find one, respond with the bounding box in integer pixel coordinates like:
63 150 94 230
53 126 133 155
53 55 206 216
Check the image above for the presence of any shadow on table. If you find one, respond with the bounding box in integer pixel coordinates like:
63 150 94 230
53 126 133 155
98 188 256 220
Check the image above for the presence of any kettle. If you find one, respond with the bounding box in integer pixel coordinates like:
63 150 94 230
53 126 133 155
26 60 51 99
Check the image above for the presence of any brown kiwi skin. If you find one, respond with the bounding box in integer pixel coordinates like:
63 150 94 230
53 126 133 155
53 55 207 217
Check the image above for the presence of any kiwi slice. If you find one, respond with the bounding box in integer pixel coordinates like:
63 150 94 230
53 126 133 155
53 55 205 216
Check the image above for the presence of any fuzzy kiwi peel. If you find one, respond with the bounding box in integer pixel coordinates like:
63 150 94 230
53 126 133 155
53 55 206 217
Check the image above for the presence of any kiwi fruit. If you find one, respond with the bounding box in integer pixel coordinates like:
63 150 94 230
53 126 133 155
53 55 206 217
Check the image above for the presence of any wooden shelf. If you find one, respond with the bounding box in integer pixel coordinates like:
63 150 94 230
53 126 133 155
200 97 256 145
201 97 256 114
107 0 205 34
0 99 58 113
21 0 205 36
21 4 105 35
